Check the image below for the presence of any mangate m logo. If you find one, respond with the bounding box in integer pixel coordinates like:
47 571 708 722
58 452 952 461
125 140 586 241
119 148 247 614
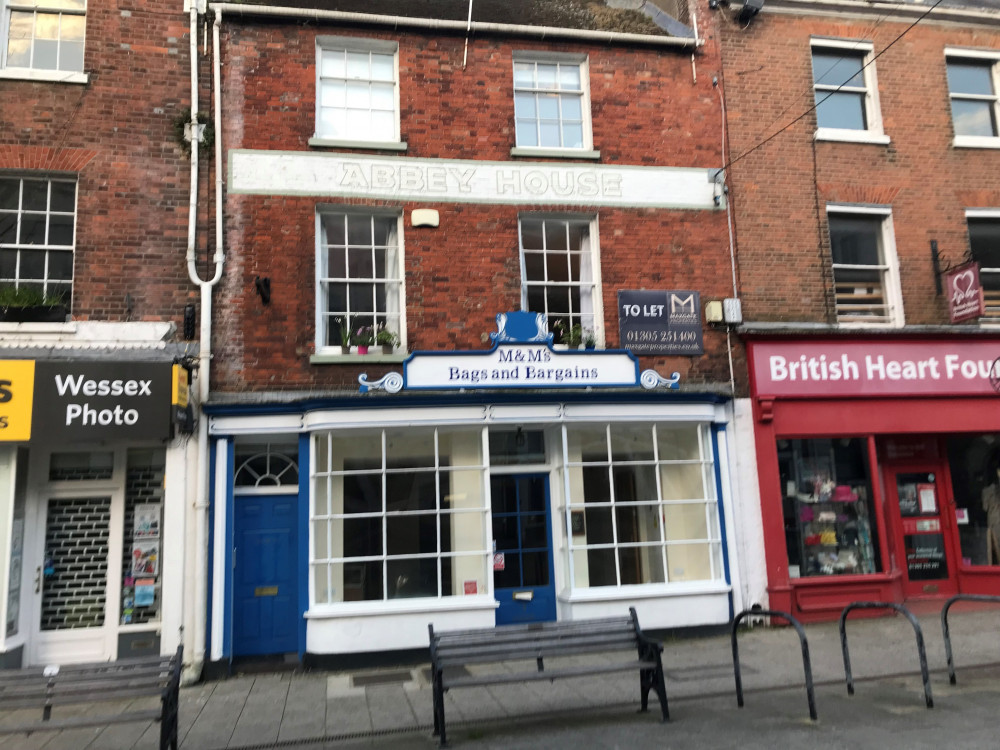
669 293 699 324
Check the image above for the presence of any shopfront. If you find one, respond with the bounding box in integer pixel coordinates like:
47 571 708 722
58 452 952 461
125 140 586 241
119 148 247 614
204 319 747 666
748 334 1000 621
0 357 191 667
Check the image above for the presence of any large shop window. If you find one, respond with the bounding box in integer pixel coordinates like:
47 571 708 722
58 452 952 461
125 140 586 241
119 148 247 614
316 210 403 355
564 424 723 588
312 428 488 604
946 434 1000 566
778 438 881 578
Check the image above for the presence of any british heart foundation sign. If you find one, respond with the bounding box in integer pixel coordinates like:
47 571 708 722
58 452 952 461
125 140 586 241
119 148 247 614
945 262 985 324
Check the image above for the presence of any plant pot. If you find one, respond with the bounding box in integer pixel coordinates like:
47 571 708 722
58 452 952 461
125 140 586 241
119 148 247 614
0 305 68 323
356 345 369 355
378 345 394 355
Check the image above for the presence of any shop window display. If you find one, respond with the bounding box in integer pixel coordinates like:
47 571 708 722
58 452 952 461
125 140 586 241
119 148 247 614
778 438 881 577
946 434 1000 566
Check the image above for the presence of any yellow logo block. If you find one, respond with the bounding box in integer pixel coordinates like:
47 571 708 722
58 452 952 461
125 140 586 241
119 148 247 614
0 360 35 441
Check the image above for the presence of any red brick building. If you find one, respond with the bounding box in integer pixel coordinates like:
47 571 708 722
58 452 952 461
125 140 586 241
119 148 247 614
0 0 199 667
202 0 760 667
719 0 1000 620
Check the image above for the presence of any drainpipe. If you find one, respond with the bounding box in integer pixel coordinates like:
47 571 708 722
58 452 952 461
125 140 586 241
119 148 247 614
183 1 225 685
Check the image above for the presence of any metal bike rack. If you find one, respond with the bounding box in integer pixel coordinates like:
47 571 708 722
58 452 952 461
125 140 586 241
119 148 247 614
941 594 1000 685
839 601 932 708
731 608 817 721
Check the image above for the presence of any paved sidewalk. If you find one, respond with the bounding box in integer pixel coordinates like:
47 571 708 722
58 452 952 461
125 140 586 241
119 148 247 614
2 603 999 749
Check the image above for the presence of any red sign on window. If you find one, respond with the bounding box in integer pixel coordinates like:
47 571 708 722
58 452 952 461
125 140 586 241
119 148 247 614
945 262 985 324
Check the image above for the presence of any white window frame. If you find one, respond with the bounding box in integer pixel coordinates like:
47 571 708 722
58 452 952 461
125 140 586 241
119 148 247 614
811 38 889 145
510 51 598 160
0 174 76 304
0 0 87 83
518 213 604 346
827 204 903 328
946 48 1000 149
314 207 406 357
966 209 1000 324
310 35 404 151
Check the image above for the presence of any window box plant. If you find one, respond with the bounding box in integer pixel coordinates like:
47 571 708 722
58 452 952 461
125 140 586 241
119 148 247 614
351 325 375 355
374 325 399 354
0 286 68 323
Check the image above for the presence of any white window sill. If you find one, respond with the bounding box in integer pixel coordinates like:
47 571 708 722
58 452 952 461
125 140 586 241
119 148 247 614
308 137 408 152
0 321 76 334
305 595 498 619
0 68 87 84
510 147 601 160
559 580 730 604
835 320 904 329
310 352 408 365
953 135 1000 149
815 128 890 145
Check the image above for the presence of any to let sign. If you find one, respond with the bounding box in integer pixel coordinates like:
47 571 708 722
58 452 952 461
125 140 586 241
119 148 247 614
618 290 703 356
945 263 985 323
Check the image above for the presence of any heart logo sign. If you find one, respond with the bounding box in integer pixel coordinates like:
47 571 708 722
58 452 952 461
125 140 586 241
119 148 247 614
951 270 976 303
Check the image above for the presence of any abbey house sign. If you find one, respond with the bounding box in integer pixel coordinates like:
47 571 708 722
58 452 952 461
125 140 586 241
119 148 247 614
229 151 721 210
359 312 681 393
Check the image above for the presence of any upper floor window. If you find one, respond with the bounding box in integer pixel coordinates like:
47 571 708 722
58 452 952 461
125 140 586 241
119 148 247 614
0 175 75 304
3 0 85 74
968 214 1000 321
315 36 399 146
811 40 888 144
316 210 404 355
947 50 1000 148
519 215 602 346
827 207 902 327
513 53 592 152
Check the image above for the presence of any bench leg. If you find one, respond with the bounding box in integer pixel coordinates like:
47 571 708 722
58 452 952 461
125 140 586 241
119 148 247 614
651 655 670 722
432 671 448 747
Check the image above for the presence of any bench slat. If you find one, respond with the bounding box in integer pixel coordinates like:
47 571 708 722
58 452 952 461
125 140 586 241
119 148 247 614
435 625 636 647
442 659 657 689
0 684 166 710
434 617 631 641
435 634 641 663
0 708 163 735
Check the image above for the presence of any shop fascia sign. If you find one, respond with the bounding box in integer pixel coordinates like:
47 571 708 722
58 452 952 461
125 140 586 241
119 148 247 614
0 359 173 442
360 312 681 393
750 339 1000 398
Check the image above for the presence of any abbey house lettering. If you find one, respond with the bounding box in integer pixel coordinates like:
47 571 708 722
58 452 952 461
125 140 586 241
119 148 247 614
230 152 721 209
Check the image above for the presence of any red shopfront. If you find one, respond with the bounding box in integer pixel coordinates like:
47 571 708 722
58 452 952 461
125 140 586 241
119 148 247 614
747 335 1000 621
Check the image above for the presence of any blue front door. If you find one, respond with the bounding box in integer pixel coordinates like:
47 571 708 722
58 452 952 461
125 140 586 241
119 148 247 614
233 494 299 656
491 474 556 625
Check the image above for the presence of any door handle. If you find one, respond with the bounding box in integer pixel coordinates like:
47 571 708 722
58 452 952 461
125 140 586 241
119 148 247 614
34 566 41 594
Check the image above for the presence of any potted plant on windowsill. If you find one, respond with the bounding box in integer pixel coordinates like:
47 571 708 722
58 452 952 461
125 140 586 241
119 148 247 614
0 286 68 323
583 328 597 350
351 325 375 355
374 325 399 354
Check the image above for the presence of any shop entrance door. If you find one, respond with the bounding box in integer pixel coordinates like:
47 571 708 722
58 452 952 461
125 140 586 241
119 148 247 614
233 494 299 656
29 493 121 664
491 474 556 625
887 467 959 598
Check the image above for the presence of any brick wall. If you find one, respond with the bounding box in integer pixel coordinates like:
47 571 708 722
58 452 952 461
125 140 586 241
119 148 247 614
0 0 200 326
214 20 741 393
718 8 1000 325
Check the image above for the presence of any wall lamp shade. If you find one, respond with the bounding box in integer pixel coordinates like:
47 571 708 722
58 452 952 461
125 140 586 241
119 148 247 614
738 0 764 23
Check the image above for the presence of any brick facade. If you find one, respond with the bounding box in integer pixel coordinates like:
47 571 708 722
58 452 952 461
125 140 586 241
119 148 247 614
0 0 197 325
214 20 740 394
718 3 1000 326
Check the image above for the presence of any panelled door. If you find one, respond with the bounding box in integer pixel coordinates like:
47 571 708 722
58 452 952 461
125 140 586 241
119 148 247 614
233 494 299 656
491 474 556 625
887 465 959 599
30 492 122 664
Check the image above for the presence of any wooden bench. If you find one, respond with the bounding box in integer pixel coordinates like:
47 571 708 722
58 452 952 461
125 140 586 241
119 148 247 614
428 608 668 746
0 645 183 750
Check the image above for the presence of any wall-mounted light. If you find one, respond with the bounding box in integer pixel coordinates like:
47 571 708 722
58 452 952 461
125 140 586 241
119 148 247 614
254 276 271 305
738 0 764 24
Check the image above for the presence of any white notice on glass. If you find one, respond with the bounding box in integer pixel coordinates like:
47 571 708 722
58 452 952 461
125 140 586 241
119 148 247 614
918 485 937 514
